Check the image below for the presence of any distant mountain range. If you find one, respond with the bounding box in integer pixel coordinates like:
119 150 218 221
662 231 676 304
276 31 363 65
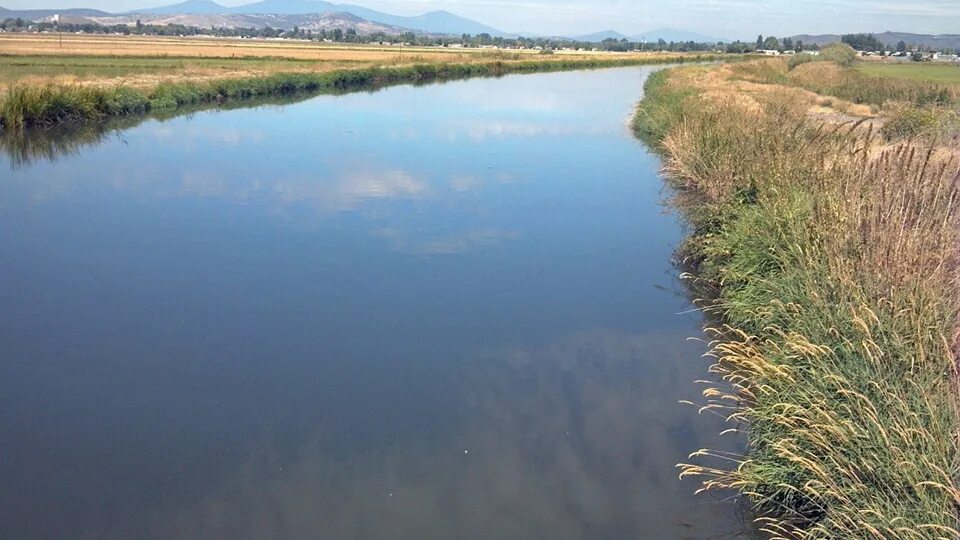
573 28 729 43
0 6 110 18
90 10 414 34
2 2 733 42
20 4 946 46
638 28 726 43
127 0 506 35
0 1 504 35
573 30 630 42
792 31 960 50
574 27 725 43
136 0 223 14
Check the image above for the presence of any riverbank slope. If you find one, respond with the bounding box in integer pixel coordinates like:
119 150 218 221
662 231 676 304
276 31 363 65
635 58 960 538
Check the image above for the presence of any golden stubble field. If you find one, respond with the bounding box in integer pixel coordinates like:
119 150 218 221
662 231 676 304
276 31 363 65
0 32 511 60
0 33 670 90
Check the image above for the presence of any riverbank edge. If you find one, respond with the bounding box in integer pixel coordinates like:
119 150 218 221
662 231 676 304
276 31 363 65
633 66 960 537
0 54 724 131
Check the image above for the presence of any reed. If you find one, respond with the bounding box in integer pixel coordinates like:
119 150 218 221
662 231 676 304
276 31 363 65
636 64 960 539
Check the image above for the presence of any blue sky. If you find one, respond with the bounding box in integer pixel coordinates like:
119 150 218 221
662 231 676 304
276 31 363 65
8 0 960 38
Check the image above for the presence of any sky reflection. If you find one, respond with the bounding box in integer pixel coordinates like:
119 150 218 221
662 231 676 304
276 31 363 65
0 67 753 539
84 330 749 540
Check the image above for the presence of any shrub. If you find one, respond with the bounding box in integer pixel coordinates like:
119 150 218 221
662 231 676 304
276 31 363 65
819 42 857 66
786 53 816 70
883 103 960 143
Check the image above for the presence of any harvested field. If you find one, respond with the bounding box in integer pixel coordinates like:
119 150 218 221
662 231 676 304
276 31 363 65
0 33 686 91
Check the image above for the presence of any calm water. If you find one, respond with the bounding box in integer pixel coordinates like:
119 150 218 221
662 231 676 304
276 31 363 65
0 67 749 539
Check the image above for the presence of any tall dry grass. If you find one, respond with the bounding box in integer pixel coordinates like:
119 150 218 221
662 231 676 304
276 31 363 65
636 65 960 538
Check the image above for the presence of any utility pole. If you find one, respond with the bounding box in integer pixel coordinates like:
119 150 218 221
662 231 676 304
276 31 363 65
54 13 61 48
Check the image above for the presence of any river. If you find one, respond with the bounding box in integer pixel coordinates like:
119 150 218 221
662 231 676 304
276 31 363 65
0 66 751 539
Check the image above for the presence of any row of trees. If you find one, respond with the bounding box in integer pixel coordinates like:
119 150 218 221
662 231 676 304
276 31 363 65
1 17 29 29
750 34 818 52
1 19 727 51
7 19 951 55
842 33 951 54
841 33 885 51
734 33 955 55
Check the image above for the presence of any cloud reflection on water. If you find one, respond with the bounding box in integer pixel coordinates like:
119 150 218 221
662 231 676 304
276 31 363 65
87 329 751 540
374 227 520 255
3 157 521 255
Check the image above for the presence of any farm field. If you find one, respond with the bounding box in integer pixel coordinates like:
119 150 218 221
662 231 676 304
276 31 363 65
0 53 365 87
856 61 960 82
0 33 668 88
0 32 717 129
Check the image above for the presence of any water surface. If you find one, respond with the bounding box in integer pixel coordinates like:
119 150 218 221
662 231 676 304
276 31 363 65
0 67 749 539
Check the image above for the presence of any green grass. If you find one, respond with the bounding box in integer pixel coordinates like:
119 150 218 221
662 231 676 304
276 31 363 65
856 62 960 83
636 66 960 539
0 53 722 130
632 68 697 145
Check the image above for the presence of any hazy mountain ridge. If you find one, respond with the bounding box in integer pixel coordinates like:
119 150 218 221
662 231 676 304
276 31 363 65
327 5 504 36
0 6 111 18
1 2 722 42
632 28 725 43
89 10 414 33
573 30 629 41
0 1 504 35
136 0 226 15
131 0 507 35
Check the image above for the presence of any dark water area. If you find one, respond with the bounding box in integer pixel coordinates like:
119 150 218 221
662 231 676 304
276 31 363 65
0 67 751 539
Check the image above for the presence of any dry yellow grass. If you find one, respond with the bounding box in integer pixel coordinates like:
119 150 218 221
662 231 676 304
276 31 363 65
0 33 479 90
0 33 521 60
0 33 679 92
677 62 875 122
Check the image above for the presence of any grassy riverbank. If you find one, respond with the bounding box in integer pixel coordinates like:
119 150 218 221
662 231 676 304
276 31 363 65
636 64 960 538
0 53 718 130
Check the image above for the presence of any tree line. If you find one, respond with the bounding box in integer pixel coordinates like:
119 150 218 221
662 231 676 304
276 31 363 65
6 19 949 55
841 33 951 54
0 18 726 51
